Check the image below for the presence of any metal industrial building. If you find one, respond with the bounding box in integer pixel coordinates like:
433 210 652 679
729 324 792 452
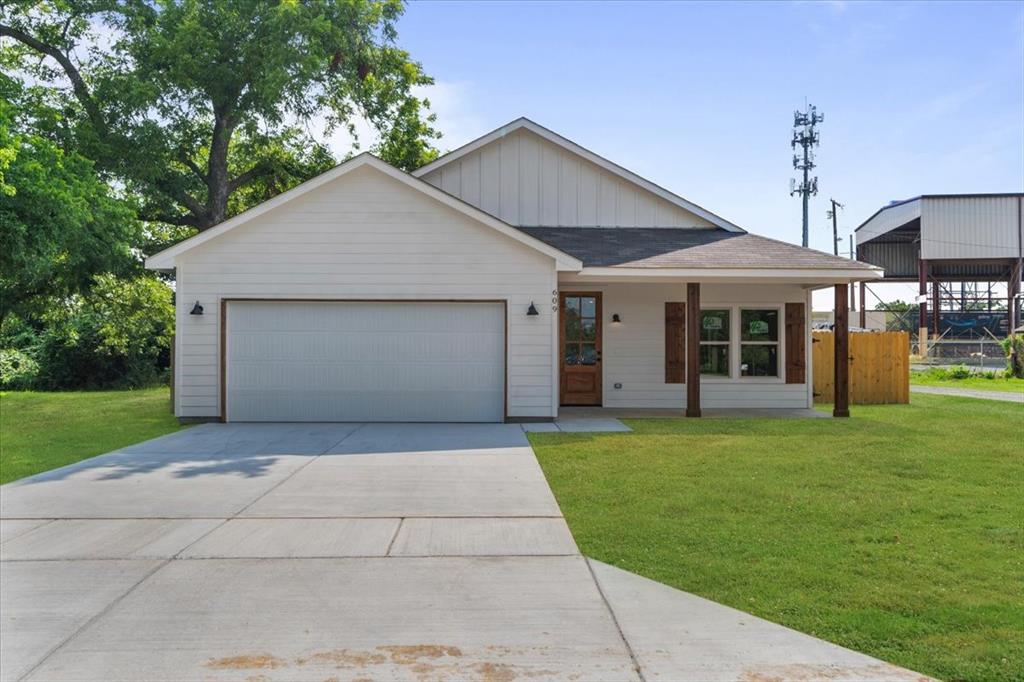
855 193 1023 346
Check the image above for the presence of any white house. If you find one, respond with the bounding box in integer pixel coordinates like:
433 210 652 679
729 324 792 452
146 118 881 423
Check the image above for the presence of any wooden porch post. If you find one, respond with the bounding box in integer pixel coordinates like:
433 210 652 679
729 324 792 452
834 283 850 418
686 282 701 417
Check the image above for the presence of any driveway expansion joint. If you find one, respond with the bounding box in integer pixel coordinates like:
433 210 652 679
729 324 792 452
13 558 170 682
585 557 647 682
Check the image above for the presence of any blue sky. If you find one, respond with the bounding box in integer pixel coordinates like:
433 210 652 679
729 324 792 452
353 0 1023 306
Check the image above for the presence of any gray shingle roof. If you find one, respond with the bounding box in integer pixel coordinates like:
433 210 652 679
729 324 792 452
518 227 878 270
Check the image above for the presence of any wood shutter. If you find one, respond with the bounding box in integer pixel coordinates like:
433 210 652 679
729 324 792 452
665 302 686 383
785 302 806 384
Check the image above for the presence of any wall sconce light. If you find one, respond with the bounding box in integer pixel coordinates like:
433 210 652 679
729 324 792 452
526 302 539 316
611 313 622 325
190 301 204 315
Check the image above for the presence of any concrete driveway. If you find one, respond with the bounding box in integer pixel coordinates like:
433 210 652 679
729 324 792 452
1 423 928 681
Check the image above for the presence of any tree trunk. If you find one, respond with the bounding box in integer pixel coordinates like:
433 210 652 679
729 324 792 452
205 108 236 229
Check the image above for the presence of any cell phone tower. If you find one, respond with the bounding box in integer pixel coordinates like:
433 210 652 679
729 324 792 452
789 103 823 248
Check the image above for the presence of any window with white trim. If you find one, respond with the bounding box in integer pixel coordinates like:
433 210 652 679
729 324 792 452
740 309 780 377
699 309 730 377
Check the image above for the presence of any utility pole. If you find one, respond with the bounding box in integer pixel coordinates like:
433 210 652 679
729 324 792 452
790 103 823 248
827 198 844 256
849 235 856 313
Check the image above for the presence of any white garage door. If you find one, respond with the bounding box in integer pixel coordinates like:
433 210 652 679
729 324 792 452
225 301 505 422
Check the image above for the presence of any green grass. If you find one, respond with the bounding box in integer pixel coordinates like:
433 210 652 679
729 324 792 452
0 388 185 484
530 395 1023 682
910 369 1024 394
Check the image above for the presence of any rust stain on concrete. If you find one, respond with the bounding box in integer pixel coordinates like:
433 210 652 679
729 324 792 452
202 644 570 681
204 653 287 670
378 644 464 665
296 649 387 667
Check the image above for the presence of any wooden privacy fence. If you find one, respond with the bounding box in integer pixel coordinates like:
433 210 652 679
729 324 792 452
813 331 910 404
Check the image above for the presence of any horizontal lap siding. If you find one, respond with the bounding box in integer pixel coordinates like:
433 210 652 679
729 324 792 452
590 283 811 409
421 129 716 229
174 165 556 419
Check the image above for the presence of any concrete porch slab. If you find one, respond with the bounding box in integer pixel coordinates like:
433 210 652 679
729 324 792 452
554 417 632 432
588 559 931 682
519 422 561 433
0 559 162 682
0 519 221 560
180 518 400 558
703 407 829 418
520 418 632 433
558 406 828 419
390 518 578 556
23 556 640 682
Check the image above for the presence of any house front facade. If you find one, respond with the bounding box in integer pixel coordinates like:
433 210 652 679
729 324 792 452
147 118 880 422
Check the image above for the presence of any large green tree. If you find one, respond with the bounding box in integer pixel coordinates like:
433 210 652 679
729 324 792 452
0 0 439 231
0 74 139 324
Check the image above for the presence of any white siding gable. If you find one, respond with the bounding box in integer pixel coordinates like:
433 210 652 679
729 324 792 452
173 164 558 419
420 128 717 229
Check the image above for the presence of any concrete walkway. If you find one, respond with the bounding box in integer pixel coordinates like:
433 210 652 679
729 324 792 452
911 384 1023 403
1 423 928 681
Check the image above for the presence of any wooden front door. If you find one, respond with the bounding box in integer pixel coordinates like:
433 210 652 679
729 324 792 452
560 292 602 405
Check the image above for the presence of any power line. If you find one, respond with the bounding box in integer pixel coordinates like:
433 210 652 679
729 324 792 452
790 103 823 248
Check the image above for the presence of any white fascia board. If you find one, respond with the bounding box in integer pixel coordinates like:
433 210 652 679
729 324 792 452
413 117 746 233
564 266 884 283
145 153 581 271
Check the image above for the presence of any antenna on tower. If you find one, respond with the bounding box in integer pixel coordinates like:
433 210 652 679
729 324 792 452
790 103 823 248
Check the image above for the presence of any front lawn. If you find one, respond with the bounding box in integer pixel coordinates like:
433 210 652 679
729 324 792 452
0 388 184 484
910 368 1024 394
530 395 1023 682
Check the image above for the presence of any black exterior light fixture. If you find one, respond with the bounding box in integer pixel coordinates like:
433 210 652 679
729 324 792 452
526 302 539 316
190 301 204 315
611 313 622 326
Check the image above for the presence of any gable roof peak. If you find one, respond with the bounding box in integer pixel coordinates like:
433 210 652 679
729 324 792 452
414 117 745 233
144 152 581 271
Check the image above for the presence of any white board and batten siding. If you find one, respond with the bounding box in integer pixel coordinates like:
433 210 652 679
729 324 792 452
420 128 716 229
592 283 812 410
920 195 1023 260
173 165 557 420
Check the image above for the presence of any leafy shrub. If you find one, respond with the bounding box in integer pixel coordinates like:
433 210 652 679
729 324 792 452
946 364 972 380
913 365 1008 382
1001 335 1024 378
5 274 174 390
0 348 39 389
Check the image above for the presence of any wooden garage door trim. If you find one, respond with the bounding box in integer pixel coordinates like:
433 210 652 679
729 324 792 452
220 298 509 423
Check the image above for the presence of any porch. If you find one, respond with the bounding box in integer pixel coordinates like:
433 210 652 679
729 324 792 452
557 406 829 419
552 279 855 418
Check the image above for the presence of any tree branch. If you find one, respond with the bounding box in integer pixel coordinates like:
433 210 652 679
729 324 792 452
179 154 207 183
228 161 274 193
137 211 202 228
0 23 106 134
